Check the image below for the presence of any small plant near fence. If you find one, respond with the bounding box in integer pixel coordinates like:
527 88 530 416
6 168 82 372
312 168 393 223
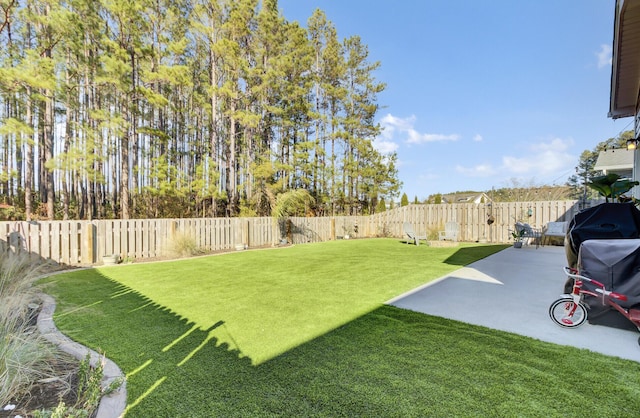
376 223 392 238
165 231 203 258
341 224 354 239
426 225 442 241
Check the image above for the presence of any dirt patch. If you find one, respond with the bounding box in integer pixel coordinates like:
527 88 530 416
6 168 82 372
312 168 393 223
427 240 459 247
1 305 84 418
1 355 82 417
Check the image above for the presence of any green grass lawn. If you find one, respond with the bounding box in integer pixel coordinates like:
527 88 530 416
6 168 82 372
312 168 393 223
40 239 640 417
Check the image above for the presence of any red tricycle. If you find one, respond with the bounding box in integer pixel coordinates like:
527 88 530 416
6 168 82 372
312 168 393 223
549 267 640 345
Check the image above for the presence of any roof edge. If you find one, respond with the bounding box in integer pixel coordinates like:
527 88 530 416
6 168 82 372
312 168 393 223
609 0 626 119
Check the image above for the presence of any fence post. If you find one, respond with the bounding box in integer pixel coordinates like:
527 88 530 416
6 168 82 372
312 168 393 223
330 218 336 240
167 220 178 255
170 220 178 238
83 222 96 265
245 219 250 247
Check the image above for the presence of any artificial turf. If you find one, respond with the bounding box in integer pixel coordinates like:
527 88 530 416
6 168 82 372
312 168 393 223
40 239 640 417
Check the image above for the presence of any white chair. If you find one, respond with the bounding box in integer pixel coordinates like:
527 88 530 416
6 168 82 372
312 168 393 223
438 222 459 241
403 222 427 245
542 221 567 246
515 222 542 248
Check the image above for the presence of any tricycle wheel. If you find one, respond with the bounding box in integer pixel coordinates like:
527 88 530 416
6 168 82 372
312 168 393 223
549 297 587 328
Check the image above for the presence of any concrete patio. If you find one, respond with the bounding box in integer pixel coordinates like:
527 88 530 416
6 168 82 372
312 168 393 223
388 244 640 363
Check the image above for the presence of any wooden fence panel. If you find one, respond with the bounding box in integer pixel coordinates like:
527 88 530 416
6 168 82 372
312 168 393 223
51 222 61 263
105 221 114 257
68 222 79 265
27 222 38 260
122 220 131 258
248 217 274 246
133 220 142 259
212 218 221 250
141 219 150 259
233 218 243 247
224 219 233 247
60 222 70 264
0 199 607 266
40 222 51 262
114 221 123 258
146 219 158 258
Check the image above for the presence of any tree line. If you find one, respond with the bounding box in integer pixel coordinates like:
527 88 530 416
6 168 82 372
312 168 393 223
0 0 401 221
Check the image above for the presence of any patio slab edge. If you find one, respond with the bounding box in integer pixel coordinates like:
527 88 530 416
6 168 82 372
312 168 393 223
37 293 126 418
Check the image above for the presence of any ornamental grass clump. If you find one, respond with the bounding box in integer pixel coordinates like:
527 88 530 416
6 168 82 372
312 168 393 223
164 231 205 259
0 252 54 409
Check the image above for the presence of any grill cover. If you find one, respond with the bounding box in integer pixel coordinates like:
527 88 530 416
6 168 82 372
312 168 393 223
578 239 640 309
577 239 640 329
565 203 640 268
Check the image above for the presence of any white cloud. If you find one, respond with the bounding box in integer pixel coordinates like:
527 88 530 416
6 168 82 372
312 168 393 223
407 131 460 144
380 113 416 134
378 113 460 146
376 114 408 154
455 163 497 177
373 137 399 154
529 136 573 153
597 44 612 69
420 172 440 181
454 137 576 181
473 134 483 142
501 156 537 174
501 137 575 176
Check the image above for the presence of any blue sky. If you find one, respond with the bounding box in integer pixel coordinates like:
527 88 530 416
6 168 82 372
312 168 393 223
278 0 629 201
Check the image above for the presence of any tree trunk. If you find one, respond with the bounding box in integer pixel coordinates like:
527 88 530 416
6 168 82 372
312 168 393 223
121 126 130 219
25 89 33 221
210 44 219 216
44 87 55 220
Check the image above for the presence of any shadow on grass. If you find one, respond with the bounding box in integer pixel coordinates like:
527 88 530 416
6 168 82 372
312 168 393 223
41 270 253 415
42 269 640 416
443 244 508 266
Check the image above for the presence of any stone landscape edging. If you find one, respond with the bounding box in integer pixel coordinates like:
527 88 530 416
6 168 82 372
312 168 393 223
37 293 127 418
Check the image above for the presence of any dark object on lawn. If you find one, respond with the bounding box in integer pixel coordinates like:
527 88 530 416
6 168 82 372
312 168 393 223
576 239 640 331
565 203 640 269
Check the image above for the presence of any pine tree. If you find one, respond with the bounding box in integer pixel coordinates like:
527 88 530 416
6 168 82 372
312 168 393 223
0 1 402 220
341 35 387 214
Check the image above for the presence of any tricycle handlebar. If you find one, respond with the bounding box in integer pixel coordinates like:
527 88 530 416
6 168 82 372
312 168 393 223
563 267 627 301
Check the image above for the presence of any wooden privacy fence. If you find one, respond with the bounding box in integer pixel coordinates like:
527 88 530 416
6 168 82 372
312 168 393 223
0 217 277 266
0 200 595 266
369 199 593 243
